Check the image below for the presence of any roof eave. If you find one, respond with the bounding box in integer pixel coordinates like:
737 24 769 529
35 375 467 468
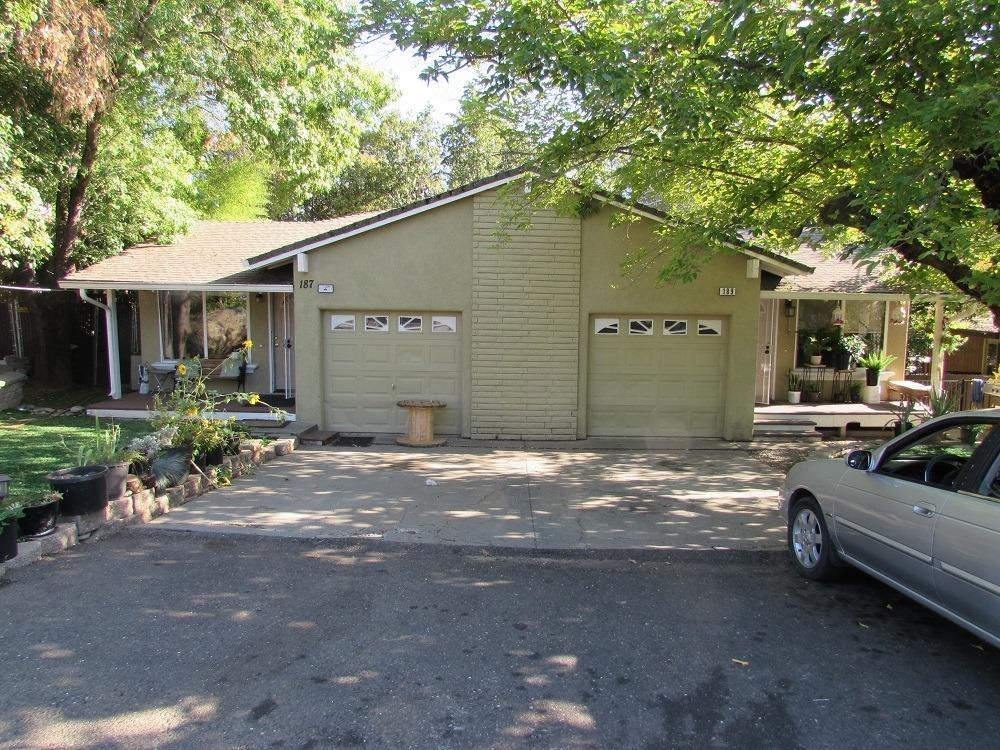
59 279 294 293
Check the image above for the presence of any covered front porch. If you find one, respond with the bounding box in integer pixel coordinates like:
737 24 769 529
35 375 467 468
754 401 927 439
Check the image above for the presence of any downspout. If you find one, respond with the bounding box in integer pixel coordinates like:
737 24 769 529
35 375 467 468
78 289 122 400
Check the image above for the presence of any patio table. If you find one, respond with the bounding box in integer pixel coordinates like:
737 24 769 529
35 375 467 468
395 399 448 447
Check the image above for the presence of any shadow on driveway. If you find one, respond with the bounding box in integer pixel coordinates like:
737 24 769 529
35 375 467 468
152 445 786 550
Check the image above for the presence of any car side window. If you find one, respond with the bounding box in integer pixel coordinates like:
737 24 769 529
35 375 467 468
978 455 1000 501
877 422 998 488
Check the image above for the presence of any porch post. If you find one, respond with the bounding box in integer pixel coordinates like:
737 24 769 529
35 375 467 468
78 289 122 400
930 296 945 394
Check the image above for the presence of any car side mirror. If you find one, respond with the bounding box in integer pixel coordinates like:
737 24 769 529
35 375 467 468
845 450 872 471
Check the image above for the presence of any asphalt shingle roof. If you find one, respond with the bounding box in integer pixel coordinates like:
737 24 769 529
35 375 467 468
60 217 376 289
774 246 900 294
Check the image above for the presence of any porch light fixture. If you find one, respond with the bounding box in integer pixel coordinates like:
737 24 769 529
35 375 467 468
0 474 9 500
890 303 908 326
784 300 796 318
831 302 845 327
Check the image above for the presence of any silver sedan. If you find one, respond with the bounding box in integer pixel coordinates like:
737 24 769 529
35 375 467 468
781 409 1000 648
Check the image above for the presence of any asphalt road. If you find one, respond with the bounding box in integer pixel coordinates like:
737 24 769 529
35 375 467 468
0 530 997 750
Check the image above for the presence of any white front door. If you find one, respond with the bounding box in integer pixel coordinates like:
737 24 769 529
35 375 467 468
272 293 294 398
755 300 778 404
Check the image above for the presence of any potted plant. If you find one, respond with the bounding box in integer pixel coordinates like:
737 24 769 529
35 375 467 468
786 370 802 404
887 399 918 436
804 381 822 403
47 460 109 517
16 490 62 539
849 382 863 403
80 419 140 504
859 350 896 386
928 389 958 418
834 334 867 371
0 497 23 562
802 335 824 366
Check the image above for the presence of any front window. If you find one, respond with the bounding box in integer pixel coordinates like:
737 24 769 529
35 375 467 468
159 291 249 360
795 299 886 366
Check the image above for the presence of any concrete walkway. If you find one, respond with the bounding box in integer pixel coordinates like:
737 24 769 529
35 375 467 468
152 443 787 551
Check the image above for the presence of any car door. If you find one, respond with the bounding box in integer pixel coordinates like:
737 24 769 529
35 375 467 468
833 419 997 601
932 435 1000 641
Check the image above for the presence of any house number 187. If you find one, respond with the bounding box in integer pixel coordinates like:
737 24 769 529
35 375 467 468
299 279 314 289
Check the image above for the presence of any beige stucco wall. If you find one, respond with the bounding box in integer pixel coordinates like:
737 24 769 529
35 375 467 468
580 207 760 441
295 196 762 440
132 290 270 394
292 199 474 433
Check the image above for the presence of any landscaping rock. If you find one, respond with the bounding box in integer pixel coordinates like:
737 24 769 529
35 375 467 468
39 524 78 555
0 371 26 411
183 476 202 498
132 490 155 522
62 511 106 536
107 496 134 521
274 440 292 456
152 496 170 518
263 445 277 462
68 405 84 414
126 475 144 493
165 486 185 508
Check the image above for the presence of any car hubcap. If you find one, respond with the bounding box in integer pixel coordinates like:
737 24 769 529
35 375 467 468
792 508 822 569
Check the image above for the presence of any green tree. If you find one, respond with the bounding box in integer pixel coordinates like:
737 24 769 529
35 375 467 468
370 0 1000 322
442 92 523 186
193 156 271 221
0 116 48 273
3 0 390 285
291 110 444 218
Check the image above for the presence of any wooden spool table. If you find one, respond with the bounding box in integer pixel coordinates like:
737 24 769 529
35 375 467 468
395 399 448 447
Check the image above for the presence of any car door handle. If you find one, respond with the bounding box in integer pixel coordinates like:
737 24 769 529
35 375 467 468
912 504 936 518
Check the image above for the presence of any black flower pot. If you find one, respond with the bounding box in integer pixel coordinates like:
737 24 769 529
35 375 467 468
893 420 914 436
47 465 109 516
17 499 60 539
0 522 18 562
833 352 852 371
865 368 880 386
105 461 130 503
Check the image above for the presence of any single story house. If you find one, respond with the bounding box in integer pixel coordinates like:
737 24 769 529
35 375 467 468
942 314 1000 377
60 169 914 441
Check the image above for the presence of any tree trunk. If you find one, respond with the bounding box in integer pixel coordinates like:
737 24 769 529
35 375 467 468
44 116 103 284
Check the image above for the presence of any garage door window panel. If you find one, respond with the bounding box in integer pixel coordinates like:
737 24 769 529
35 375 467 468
629 319 653 335
663 320 687 335
399 316 423 333
365 315 389 332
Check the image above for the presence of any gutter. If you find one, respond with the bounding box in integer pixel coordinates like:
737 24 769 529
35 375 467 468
77 289 122 400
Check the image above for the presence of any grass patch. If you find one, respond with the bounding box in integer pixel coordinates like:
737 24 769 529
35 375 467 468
0 414 151 496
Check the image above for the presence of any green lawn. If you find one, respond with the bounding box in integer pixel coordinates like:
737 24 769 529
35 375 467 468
0 415 151 497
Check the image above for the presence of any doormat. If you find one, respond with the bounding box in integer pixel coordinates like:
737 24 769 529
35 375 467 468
333 436 375 447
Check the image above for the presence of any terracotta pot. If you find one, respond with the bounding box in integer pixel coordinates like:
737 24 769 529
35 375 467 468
105 461 130 503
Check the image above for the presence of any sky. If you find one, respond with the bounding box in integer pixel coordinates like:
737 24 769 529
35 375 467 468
355 36 477 122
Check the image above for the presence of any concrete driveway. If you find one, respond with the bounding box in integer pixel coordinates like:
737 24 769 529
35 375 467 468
153 443 787 550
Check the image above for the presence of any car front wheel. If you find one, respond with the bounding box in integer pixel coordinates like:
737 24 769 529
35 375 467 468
788 496 844 581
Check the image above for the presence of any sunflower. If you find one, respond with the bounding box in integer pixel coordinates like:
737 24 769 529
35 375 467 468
247 393 260 405
176 363 188 377
185 407 198 417
243 339 253 349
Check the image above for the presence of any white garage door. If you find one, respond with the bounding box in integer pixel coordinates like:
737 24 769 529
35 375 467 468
587 315 727 437
323 312 462 434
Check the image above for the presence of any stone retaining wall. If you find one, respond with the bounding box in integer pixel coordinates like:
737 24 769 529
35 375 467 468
0 437 297 577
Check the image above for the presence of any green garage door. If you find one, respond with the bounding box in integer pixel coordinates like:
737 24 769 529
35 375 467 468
323 312 462 434
587 315 727 437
